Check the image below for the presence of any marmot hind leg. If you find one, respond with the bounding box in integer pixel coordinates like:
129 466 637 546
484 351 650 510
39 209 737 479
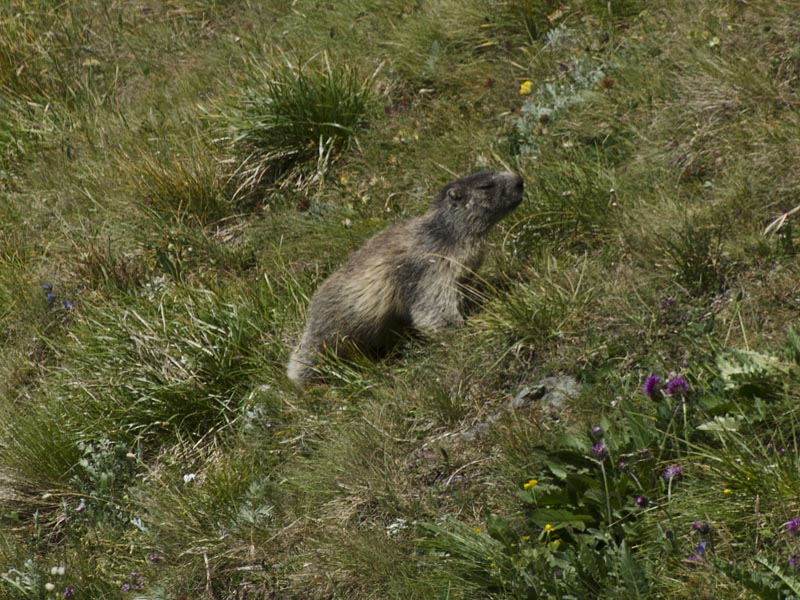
286 345 315 385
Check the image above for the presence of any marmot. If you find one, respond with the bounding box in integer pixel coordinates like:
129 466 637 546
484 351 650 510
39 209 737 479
287 170 524 385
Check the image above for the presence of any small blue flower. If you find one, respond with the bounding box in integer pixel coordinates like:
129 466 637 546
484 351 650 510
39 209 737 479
63 300 73 310
47 293 56 304
42 284 53 292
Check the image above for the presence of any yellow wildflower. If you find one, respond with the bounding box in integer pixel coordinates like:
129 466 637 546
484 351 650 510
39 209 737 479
523 478 538 490
522 535 531 541
474 527 481 534
519 80 533 96
544 524 555 533
723 488 732 495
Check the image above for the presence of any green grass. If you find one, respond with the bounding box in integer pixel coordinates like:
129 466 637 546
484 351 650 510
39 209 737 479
2 0 800 598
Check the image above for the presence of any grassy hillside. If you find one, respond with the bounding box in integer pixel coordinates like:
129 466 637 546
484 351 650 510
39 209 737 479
1 0 800 598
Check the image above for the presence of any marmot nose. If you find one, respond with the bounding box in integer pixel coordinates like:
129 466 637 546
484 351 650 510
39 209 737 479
505 172 524 193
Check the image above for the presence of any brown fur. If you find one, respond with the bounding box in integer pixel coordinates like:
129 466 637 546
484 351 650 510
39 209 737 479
287 170 524 385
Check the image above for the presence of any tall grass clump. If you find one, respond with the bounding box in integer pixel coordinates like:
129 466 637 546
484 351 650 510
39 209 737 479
212 53 377 196
120 139 234 227
658 217 733 297
21 286 274 445
508 157 621 254
475 255 595 359
515 0 644 41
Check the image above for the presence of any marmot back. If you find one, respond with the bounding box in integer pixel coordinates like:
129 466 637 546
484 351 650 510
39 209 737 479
287 170 524 385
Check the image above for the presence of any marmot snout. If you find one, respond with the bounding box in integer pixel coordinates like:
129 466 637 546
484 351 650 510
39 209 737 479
287 170 524 385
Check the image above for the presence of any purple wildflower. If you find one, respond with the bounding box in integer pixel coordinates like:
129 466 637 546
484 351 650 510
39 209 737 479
686 554 702 564
686 541 709 564
662 465 683 482
592 425 604 439
46 293 56 304
64 588 76 598
63 300 73 310
692 521 710 535
641 448 651 458
787 517 800 533
791 555 800 569
591 443 608 459
42 284 53 292
666 376 690 396
643 374 662 398
121 583 132 592
617 461 628 471
131 572 144 590
148 552 162 564
635 495 648 507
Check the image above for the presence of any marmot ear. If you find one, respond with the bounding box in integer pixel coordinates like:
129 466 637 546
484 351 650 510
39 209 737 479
446 186 462 203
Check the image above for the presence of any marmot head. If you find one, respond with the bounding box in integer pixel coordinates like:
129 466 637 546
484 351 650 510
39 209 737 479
434 171 524 237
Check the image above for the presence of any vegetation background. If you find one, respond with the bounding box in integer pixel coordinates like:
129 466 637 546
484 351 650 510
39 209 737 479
1 0 800 598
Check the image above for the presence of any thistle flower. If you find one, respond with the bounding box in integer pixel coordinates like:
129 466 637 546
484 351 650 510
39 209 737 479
787 517 800 533
662 465 683 482
666 376 690 396
790 555 800 569
635 495 648 507
692 521 710 535
643 374 662 398
591 443 608 459
592 425 604 439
